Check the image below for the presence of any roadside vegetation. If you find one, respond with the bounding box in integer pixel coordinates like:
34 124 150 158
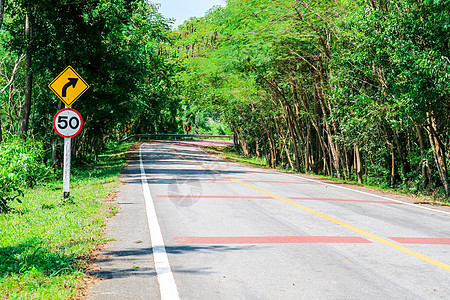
0 139 52 213
0 141 130 299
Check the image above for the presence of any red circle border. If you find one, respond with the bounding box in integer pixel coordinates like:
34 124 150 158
53 108 83 138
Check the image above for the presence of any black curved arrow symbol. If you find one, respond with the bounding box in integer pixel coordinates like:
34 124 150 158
62 78 79 97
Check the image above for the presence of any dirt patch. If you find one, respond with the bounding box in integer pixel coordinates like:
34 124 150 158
78 190 120 299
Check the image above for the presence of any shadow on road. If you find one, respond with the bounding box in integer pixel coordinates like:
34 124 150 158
92 244 258 280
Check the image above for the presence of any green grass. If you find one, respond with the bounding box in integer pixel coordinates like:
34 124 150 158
0 142 132 299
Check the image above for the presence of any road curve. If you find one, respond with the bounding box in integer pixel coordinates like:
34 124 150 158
89 141 450 300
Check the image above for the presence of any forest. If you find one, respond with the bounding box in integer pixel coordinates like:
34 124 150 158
0 0 180 211
172 0 450 202
1 0 449 211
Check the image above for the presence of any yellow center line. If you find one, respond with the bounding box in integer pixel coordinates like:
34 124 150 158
170 144 450 271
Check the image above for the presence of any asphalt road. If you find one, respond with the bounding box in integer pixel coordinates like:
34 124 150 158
89 141 450 299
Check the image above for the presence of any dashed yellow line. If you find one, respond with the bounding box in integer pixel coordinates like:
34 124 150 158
170 144 450 271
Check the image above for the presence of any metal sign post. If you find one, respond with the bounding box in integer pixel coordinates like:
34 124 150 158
63 137 71 198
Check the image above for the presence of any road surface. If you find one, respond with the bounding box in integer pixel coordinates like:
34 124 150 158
89 141 450 299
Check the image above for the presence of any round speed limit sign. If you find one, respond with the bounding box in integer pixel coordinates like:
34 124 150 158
53 108 83 138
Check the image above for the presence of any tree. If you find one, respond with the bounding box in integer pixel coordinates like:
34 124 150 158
333 0 450 197
18 6 31 139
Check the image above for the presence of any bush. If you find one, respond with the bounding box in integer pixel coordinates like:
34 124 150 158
0 139 52 213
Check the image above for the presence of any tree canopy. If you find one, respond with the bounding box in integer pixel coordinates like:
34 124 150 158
0 0 179 160
170 0 450 200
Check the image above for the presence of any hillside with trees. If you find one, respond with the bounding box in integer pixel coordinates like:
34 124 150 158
171 0 450 202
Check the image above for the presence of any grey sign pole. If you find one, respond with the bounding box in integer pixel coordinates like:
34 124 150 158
63 136 71 199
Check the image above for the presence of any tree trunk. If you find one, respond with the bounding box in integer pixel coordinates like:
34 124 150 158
281 100 301 171
230 120 239 148
0 0 4 30
0 0 4 143
414 124 432 190
284 141 294 169
317 89 341 178
240 135 249 156
390 148 396 188
305 122 312 172
257 124 269 163
354 143 363 184
426 115 450 200
294 85 322 174
19 12 33 139
393 130 410 183
259 112 277 168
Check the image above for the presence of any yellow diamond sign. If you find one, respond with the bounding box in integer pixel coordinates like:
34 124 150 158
49 66 89 107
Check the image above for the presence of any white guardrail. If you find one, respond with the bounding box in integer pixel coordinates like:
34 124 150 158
119 133 233 143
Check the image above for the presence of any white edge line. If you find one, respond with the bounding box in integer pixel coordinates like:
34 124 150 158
285 172 449 214
140 144 180 300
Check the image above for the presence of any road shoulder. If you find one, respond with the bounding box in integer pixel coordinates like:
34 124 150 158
87 144 160 300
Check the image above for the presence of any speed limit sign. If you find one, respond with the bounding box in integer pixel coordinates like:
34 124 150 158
53 108 83 138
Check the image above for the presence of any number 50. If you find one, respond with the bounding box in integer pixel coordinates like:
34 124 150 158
58 116 80 130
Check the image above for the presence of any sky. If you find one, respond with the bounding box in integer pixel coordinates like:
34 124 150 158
155 0 226 28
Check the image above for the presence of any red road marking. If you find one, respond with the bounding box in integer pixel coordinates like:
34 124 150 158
150 178 231 182
243 180 322 185
221 170 274 174
389 237 450 244
158 195 273 199
173 236 372 244
158 195 400 203
150 178 319 184
288 197 400 204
